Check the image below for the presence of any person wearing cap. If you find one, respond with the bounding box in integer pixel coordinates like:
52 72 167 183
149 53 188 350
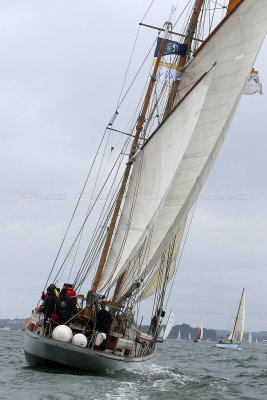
96 304 112 334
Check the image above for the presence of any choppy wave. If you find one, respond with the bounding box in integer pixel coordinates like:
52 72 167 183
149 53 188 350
1 332 267 400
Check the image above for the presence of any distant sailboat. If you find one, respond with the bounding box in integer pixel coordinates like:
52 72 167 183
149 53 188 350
188 332 191 341
215 289 245 349
159 327 164 339
247 331 252 344
163 310 175 340
178 330 181 340
193 319 203 342
158 310 174 342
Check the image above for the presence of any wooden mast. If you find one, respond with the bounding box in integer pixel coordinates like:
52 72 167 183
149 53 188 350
227 0 241 14
91 37 168 294
163 0 205 118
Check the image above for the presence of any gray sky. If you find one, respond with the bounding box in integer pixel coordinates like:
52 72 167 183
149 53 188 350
0 0 266 332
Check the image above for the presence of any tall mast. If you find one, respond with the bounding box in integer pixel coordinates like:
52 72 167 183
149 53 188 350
91 33 170 294
163 0 205 118
227 0 241 14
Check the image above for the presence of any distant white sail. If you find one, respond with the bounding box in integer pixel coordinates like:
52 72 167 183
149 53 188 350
228 289 245 344
178 330 181 340
163 310 174 340
239 293 245 343
200 320 204 341
159 327 164 339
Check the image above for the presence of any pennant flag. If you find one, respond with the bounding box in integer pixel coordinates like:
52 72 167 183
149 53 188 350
154 38 188 58
243 68 263 95
153 60 182 82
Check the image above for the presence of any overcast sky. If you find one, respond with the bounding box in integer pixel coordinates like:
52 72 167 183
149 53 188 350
0 0 266 332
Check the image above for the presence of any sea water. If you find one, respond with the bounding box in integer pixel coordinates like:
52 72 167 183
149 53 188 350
1 330 267 400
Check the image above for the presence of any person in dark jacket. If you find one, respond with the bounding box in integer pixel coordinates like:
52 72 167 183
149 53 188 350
56 288 77 325
42 285 56 335
96 303 112 334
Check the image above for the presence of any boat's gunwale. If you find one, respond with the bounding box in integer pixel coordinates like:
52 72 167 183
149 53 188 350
25 325 155 364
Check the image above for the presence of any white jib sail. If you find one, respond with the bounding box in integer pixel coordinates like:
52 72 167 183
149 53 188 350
200 320 203 341
138 222 186 302
163 310 174 340
98 0 267 296
239 292 245 343
97 65 213 293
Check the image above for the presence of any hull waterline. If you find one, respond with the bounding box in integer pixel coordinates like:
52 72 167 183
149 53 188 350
24 326 155 372
215 343 238 349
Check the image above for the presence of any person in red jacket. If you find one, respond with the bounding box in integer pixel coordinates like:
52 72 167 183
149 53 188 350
63 283 77 304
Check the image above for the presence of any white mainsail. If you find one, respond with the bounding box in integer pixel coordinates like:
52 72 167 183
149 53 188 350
97 0 267 297
163 310 175 340
178 330 181 340
228 289 245 343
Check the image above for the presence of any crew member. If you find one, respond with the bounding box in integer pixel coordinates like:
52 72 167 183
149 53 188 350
63 283 77 303
96 303 112 334
56 288 77 325
42 285 56 335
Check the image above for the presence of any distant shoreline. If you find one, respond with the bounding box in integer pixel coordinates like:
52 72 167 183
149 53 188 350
2 319 266 341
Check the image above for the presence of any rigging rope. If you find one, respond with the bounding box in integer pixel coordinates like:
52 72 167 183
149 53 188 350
164 197 199 309
40 131 106 301
51 141 131 285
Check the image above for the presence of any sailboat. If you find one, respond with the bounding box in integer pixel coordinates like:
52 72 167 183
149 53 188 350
215 289 245 349
178 330 181 340
193 320 203 342
158 310 175 342
247 331 252 344
24 0 266 372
